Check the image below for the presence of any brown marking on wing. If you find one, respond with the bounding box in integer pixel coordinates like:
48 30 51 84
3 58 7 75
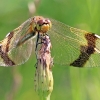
0 45 15 66
70 33 97 67
6 32 14 52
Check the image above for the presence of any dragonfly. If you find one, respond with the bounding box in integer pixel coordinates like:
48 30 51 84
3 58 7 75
0 16 100 67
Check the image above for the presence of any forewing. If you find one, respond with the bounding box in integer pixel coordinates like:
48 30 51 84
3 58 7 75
0 17 35 66
5 18 33 52
48 18 100 67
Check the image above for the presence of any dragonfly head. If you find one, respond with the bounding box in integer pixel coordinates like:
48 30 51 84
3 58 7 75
33 16 52 33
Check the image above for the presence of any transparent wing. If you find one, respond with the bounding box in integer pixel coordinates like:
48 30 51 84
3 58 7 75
0 17 35 66
4 17 33 52
48 18 100 67
8 39 34 66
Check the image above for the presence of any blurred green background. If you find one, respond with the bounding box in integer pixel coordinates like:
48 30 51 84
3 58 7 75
0 0 100 100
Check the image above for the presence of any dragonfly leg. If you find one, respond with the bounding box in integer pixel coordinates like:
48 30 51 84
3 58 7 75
35 32 43 60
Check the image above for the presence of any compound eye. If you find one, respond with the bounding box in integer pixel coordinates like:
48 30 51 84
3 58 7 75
37 19 44 26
